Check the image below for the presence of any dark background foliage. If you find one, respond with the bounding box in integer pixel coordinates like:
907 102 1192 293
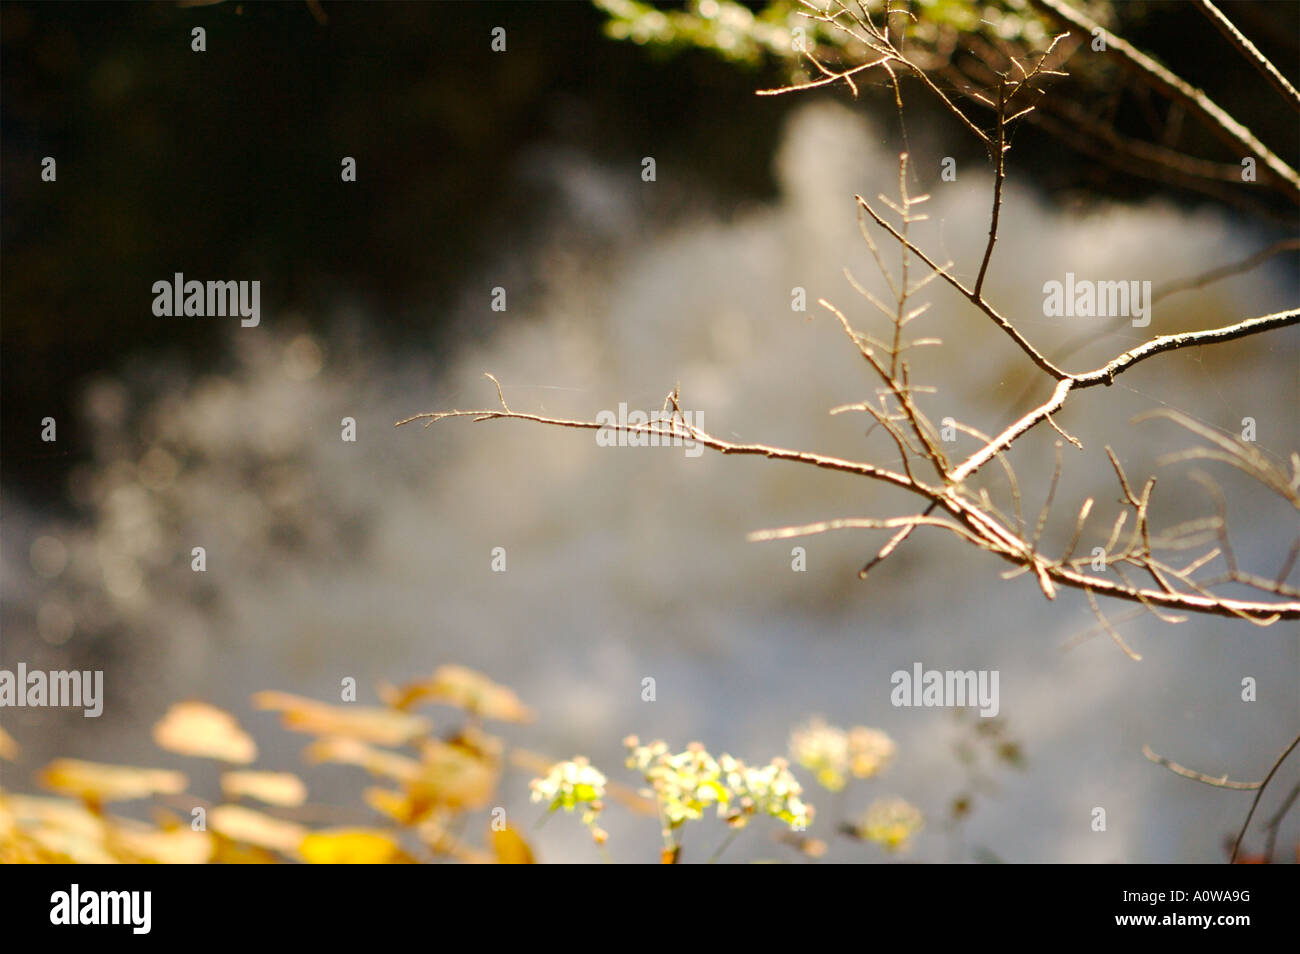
2 0 1296 506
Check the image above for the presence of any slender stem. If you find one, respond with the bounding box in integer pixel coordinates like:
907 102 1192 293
974 80 1007 300
707 828 741 864
1230 731 1300 863
1141 744 1262 790
1196 0 1300 113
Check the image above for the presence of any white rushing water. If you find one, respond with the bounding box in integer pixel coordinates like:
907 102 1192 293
4 100 1297 862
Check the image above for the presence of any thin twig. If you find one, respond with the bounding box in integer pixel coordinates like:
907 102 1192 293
973 79 1008 299
1230 731 1300 863
1196 0 1300 114
1152 238 1300 304
1141 744 1262 790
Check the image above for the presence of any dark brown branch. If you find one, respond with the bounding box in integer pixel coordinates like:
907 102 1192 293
973 79 1008 300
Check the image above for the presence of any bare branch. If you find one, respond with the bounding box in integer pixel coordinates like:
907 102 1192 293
1196 0 1300 114
1231 732 1300 863
1152 238 1300 304
1030 0 1300 201
1142 744 1262 790
403 6 1300 630
973 79 1008 300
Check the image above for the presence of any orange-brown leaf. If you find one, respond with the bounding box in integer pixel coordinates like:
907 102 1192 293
380 665 533 723
491 825 535 864
38 759 187 803
0 725 18 761
253 691 431 746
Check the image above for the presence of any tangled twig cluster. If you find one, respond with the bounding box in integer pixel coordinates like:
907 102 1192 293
401 0 1300 862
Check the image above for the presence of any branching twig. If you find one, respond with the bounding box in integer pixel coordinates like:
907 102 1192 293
402 0 1300 631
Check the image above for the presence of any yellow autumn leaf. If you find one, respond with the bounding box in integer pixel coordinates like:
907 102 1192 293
304 736 421 783
298 828 408 864
253 691 431 746
408 738 497 811
221 770 307 807
4 793 100 835
107 824 213 864
7 794 209 863
150 807 188 831
39 759 187 803
379 664 534 723
3 794 116 863
10 824 115 863
491 825 535 864
454 722 505 761
4 793 97 834
0 796 81 863
153 701 257 764
209 804 305 854
446 844 494 864
210 837 281 864
0 725 18 761
363 787 420 824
